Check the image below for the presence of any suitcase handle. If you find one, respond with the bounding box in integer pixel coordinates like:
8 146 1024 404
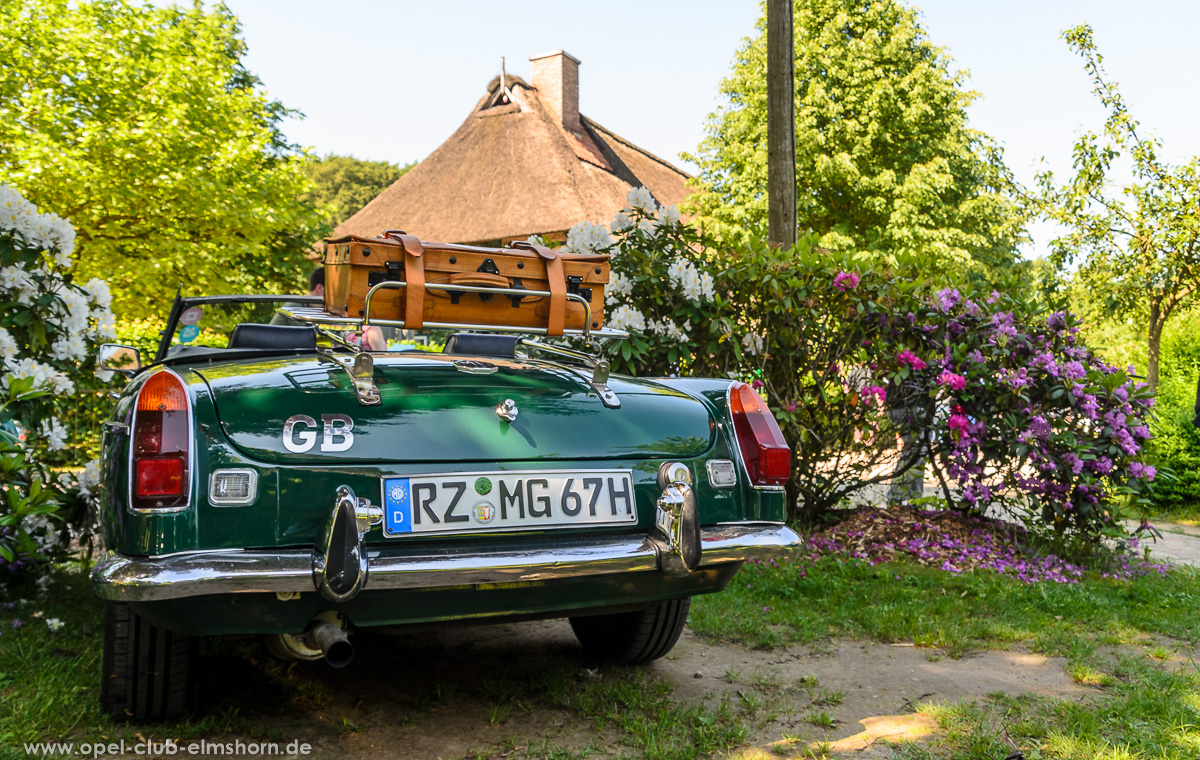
380 229 426 329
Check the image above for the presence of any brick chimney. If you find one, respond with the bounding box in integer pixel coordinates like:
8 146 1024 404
529 50 581 132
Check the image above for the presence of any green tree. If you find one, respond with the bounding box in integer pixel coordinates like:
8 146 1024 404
1036 24 1200 393
685 0 1022 276
0 0 326 318
305 155 412 228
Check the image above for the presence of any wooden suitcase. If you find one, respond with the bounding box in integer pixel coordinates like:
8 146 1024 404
323 231 610 337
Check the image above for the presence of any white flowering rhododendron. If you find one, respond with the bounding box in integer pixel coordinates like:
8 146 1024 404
0 184 112 584
556 186 741 375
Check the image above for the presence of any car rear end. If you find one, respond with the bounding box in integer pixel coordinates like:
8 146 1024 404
92 341 798 718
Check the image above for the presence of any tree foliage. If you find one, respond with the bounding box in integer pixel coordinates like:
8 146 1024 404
1035 24 1200 392
685 0 1022 277
304 155 412 229
0 0 327 318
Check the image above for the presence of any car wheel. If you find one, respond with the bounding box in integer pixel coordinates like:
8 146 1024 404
569 597 690 665
101 602 196 721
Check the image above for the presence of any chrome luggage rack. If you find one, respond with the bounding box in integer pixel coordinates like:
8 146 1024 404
276 280 628 408
277 279 629 342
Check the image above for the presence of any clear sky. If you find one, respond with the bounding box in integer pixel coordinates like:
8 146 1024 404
219 0 1200 257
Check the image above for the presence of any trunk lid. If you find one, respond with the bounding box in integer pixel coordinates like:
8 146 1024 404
193 354 714 464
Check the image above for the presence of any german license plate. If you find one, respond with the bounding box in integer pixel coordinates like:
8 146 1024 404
381 470 637 536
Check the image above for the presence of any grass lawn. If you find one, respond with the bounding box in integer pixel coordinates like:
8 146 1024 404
3 549 1200 759
691 553 1200 758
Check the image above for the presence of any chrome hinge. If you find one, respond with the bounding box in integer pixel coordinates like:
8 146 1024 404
518 339 621 409
317 347 381 406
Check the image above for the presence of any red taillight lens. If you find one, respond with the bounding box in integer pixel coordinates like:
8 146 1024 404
132 371 190 509
730 382 791 486
136 457 184 496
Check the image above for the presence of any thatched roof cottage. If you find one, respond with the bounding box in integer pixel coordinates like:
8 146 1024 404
334 51 693 246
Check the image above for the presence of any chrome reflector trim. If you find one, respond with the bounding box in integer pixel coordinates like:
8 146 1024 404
706 459 737 489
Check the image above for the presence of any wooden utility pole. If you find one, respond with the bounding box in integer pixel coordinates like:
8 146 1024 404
767 0 796 248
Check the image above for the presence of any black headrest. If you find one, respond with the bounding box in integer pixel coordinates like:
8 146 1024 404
443 333 519 359
228 324 318 350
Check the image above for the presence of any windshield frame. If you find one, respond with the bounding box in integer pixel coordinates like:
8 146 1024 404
155 293 322 362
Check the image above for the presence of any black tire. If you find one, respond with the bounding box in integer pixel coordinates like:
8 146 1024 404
569 597 690 665
101 601 196 721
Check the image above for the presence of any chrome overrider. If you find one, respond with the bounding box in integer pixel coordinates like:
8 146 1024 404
312 485 384 602
92 483 800 603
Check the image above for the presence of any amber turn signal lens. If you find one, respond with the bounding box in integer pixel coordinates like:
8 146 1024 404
137 371 188 412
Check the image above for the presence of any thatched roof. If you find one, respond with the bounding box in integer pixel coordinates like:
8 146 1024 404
333 62 692 245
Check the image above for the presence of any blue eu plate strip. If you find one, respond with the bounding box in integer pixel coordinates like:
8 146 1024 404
383 478 412 534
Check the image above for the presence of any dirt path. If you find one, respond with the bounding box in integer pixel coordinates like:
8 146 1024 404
198 620 1092 760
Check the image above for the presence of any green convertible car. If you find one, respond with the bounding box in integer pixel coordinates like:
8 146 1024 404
91 293 798 720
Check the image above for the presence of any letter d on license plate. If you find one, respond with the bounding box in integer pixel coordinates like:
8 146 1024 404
382 470 636 536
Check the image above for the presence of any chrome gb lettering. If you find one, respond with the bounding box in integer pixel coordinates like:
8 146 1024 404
282 414 355 453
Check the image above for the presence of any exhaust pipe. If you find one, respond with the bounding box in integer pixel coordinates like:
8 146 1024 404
307 620 354 668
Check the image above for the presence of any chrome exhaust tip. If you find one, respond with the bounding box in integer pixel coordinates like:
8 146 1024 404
307 620 354 668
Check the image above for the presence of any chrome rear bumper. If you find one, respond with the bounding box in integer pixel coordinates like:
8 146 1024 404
92 522 800 603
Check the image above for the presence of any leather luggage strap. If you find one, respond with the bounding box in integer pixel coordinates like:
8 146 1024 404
383 230 425 329
512 241 565 336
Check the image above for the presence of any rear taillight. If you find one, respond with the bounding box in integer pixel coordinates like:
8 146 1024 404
131 370 190 510
729 382 791 486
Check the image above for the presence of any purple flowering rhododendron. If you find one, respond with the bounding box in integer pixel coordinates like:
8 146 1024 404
833 271 860 291
908 294 1158 539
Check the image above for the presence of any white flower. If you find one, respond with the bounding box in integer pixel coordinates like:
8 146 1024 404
53 287 91 334
742 333 764 356
606 271 634 305
91 310 117 341
83 278 112 309
626 186 657 213
608 304 647 333
0 264 34 293
45 618 63 632
50 334 87 361
77 458 102 499
40 417 68 451
0 185 76 260
50 373 75 397
611 210 633 232
565 221 614 254
654 204 681 229
666 258 715 304
649 318 689 343
0 327 17 367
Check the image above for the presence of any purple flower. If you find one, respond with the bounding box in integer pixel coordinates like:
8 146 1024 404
968 350 985 364
751 378 764 390
1088 456 1114 476
998 367 1031 389
1031 351 1060 378
1130 462 1157 481
11 619 22 630
833 271 860 291
987 291 1000 304
1027 416 1052 439
934 288 961 313
1062 452 1084 475
1062 361 1086 381
990 312 1018 342
861 385 887 406
896 350 927 371
937 370 966 391
1078 394 1100 420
